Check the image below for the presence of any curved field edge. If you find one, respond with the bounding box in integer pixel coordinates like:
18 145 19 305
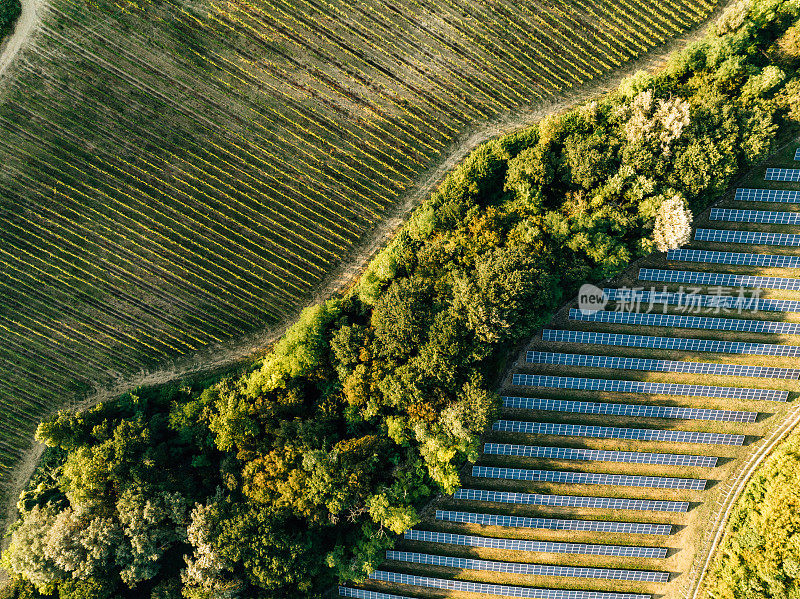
0 0 741 545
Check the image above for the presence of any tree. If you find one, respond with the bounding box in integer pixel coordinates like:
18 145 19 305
651 193 693 251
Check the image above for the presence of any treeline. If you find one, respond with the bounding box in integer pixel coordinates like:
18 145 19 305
0 0 20 41
3 0 800 596
706 432 800 598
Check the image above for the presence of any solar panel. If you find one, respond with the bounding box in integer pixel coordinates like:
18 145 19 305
543 327 800 358
513 370 787 402
667 248 800 268
526 350 799 379
710 208 800 225
570 307 800 339
405 528 669 558
604 287 800 315
493 420 744 445
386 551 670 583
339 588 413 599
484 442 718 467
696 228 800 247
453 488 689 512
502 395 757 423
639 268 800 291
735 188 800 203
368 571 652 599
473 465 707 491
766 168 800 181
795 148 800 161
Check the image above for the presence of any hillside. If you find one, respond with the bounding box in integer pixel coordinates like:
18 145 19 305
1 0 799 596
0 0 722 497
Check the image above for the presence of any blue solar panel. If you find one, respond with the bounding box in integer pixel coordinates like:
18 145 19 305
484 443 718 467
527 349 799 379
735 188 800 203
696 228 800 246
473 465 707 490
453 488 689 512
795 148 800 161
710 208 800 225
405 528 669 557
667 248 800 268
386 551 670 582
339 589 413 599
570 308 800 339
766 168 800 181
604 287 800 315
368 571 652 599
543 328 800 358
493 420 745 445
639 268 800 291
502 395 758 423
514 370 787 402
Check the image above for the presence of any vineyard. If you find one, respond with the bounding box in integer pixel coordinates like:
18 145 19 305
0 0 719 494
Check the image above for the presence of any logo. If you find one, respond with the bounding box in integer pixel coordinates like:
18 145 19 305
578 283 607 315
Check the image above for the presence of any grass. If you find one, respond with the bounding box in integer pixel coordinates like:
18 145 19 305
359 147 800 598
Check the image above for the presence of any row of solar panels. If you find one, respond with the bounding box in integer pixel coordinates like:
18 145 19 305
604 287 800 314
347 573 652 598
493 419 744 444
525 350 800 378
452 488 689 512
710 208 800 224
484 442 718 467
385 550 670 582
502 395 757 422
696 228 800 245
639 267 800 289
571 308 800 338
512 372 787 401
668 248 800 267
543 327 800 356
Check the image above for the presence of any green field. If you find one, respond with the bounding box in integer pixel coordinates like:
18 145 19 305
0 0 723 486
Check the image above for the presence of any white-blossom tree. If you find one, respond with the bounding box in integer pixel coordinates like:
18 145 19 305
652 193 694 251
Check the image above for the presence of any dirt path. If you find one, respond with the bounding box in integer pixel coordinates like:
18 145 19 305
0 0 738 574
0 0 44 79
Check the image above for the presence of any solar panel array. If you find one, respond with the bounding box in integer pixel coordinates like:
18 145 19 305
795 148 800 161
667 248 800 268
493 420 745 445
570 308 800 338
339 588 413 599
639 268 800 291
710 208 800 224
386 551 670 583
473 465 707 491
513 372 787 402
526 350 798 379
502 396 757 423
604 287 800 314
406 529 669 558
484 443 718 467
735 188 800 203
766 167 800 181
543 328 800 358
369 570 652 599
453 488 689 512
695 228 800 246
